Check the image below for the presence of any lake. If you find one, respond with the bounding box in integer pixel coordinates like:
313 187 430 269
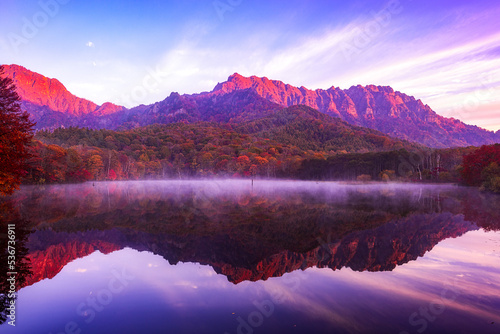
1 180 499 334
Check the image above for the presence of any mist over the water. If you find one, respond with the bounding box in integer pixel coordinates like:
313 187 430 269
7 179 497 232
14 178 460 202
2 180 500 334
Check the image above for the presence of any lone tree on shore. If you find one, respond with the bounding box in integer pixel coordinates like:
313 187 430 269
0 65 35 195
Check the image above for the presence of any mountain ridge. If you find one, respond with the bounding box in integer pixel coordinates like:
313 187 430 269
2 64 125 116
2 64 499 148
212 73 500 148
20 211 475 288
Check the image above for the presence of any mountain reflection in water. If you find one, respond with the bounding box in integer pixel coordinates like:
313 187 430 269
1 180 500 334
2 180 499 288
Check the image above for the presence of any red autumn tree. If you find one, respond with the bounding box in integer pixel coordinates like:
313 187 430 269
461 144 500 187
0 65 35 195
108 169 117 180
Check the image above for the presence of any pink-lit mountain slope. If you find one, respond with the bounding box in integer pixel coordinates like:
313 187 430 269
3 64 499 148
212 73 500 147
1 64 125 129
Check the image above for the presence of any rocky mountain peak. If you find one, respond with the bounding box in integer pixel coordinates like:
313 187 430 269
1 64 124 117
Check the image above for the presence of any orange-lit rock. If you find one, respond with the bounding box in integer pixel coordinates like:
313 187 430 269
2 64 124 119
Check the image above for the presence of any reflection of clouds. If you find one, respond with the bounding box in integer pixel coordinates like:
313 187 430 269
174 281 198 289
13 230 500 333
9 182 500 330
257 275 370 333
57 251 105 274
307 230 500 324
122 253 231 306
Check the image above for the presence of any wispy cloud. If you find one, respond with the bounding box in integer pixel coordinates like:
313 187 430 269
4 1 497 130
115 10 498 131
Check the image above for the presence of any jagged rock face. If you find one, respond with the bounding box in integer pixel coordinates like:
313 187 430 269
26 240 120 286
134 88 282 125
214 213 476 283
213 74 426 122
1 64 124 120
19 212 475 288
2 64 499 147
213 74 500 148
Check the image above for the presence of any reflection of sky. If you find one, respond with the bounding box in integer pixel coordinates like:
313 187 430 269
3 231 500 334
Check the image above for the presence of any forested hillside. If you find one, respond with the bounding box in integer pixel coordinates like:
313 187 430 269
28 105 420 183
31 123 317 182
236 105 420 153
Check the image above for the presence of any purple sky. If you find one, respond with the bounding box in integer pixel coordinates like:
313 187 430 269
1 0 499 130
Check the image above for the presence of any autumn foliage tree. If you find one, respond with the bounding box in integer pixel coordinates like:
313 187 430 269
0 66 35 195
461 144 500 192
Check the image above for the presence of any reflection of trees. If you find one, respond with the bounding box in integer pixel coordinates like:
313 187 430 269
27 186 433 248
0 201 32 325
215 212 475 283
12 183 445 232
459 191 500 231
11 183 499 233
5 182 499 288
21 209 475 285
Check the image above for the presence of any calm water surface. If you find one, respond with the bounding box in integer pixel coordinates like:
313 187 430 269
1 180 499 334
